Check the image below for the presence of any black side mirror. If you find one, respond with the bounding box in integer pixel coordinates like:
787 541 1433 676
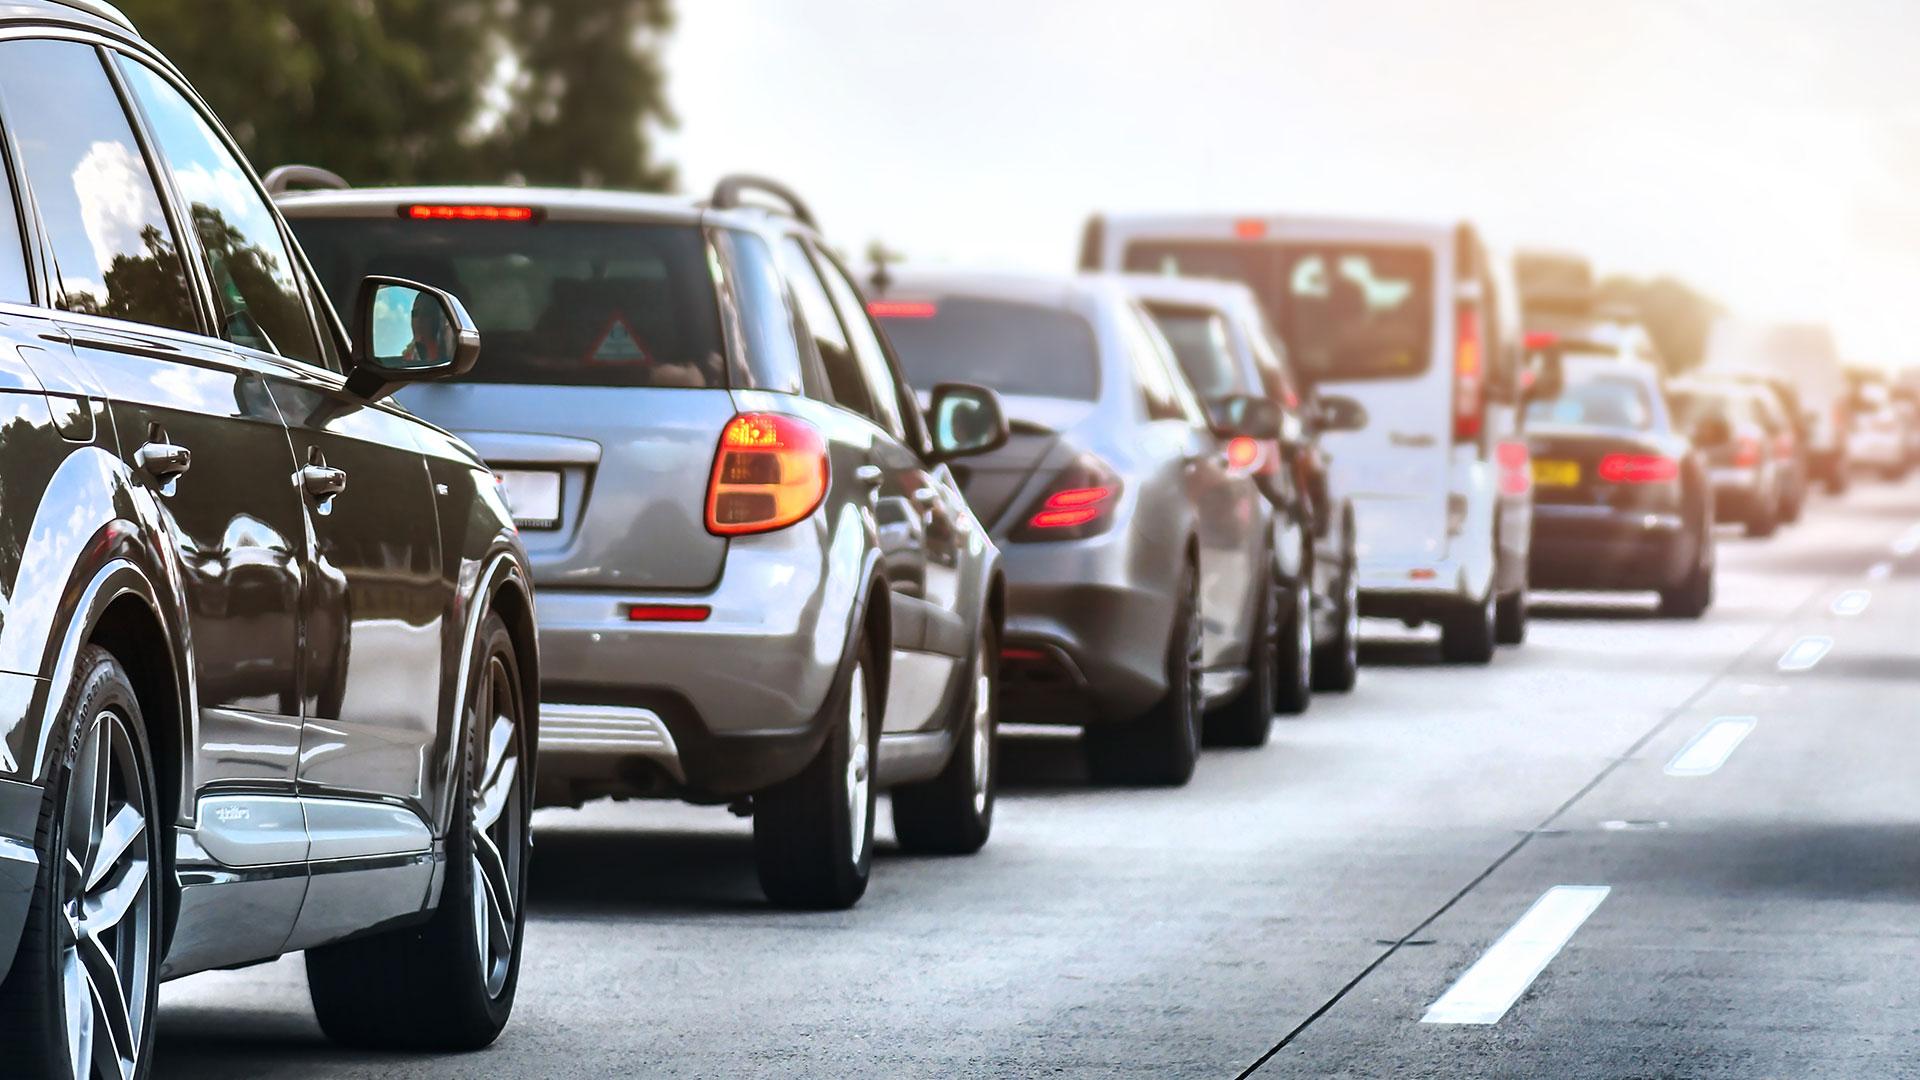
1206 394 1282 439
1693 415 1732 448
345 276 481 402
927 382 1009 462
1315 394 1368 432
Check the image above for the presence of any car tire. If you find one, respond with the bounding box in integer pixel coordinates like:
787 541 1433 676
1658 554 1715 619
1495 588 1528 646
892 622 998 855
1825 466 1849 495
1745 494 1778 538
1086 559 1202 786
1440 589 1497 664
1780 487 1803 523
0 646 163 1080
1310 541 1360 692
753 636 879 909
1206 569 1279 746
307 612 530 1050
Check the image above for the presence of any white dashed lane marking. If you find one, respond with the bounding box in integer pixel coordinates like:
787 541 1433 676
1777 636 1832 672
1421 886 1611 1026
1831 589 1871 616
1665 716 1758 777
1867 561 1892 580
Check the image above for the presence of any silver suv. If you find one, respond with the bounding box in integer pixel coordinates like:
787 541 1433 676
280 177 1009 909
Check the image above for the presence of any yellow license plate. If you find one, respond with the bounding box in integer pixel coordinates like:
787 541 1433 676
1532 460 1580 487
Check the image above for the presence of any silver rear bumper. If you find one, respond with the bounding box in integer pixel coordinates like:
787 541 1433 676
540 704 684 783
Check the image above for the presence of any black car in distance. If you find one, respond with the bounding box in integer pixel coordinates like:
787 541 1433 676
0 4 540 1076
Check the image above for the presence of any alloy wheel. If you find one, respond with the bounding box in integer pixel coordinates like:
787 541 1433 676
968 660 993 818
1294 579 1314 688
59 708 154 1080
470 654 525 1000
846 662 872 866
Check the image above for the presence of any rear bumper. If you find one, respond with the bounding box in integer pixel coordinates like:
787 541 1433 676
1707 470 1769 522
0 778 41 980
530 538 851 804
1528 504 1692 590
996 528 1177 725
1849 432 1905 468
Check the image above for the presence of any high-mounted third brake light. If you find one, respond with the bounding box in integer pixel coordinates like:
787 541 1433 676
1597 453 1679 484
405 204 538 222
868 300 938 319
705 413 829 536
1522 330 1559 351
1233 219 1268 240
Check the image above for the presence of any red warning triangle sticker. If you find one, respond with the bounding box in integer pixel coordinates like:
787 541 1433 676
586 315 650 365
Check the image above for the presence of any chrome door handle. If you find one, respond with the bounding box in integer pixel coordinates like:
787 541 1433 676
136 441 191 481
301 464 348 500
854 465 885 487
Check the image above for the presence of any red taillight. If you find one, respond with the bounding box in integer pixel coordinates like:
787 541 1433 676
1495 440 1531 495
1225 436 1261 472
1597 453 1679 484
1029 487 1112 529
705 413 828 536
405 204 536 222
1454 303 1483 442
1732 436 1762 468
627 604 711 623
1522 330 1559 351
1234 218 1268 240
868 300 937 319
1016 456 1123 540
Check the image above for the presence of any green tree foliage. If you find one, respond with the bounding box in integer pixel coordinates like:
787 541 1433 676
1596 275 1725 372
117 0 675 190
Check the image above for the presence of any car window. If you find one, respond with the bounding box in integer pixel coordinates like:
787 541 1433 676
0 40 196 333
813 250 907 439
294 215 727 387
1145 303 1238 401
1526 364 1656 430
1246 307 1300 408
775 236 875 416
1120 301 1197 422
876 296 1100 401
118 58 321 365
0 121 27 303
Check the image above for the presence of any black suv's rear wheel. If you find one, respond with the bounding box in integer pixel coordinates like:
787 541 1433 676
307 612 530 1050
1440 588 1497 664
0 646 162 1080
892 622 999 855
1086 560 1203 786
1495 587 1528 646
753 637 879 909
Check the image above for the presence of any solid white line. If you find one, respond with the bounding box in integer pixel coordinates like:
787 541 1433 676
1867 561 1893 580
1421 885 1611 1025
1777 636 1833 672
1665 716 1758 776
1831 590 1871 616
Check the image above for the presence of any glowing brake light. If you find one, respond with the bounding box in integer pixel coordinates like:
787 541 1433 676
1233 219 1268 240
868 300 938 319
405 204 537 222
1522 330 1559 351
1495 440 1531 495
1732 435 1763 468
705 413 829 535
1029 487 1112 529
1597 453 1678 484
1225 436 1261 472
1453 303 1484 442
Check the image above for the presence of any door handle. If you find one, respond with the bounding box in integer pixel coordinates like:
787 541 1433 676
136 440 192 481
854 465 885 487
302 464 348 500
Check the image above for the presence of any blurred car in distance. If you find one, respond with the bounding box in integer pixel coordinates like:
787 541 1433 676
281 176 1012 909
1668 379 1787 537
1694 370 1810 522
1843 373 1910 481
1524 353 1716 616
1704 320 1851 493
0 3 543 1071
1126 274 1368 727
872 270 1274 784
1087 214 1535 661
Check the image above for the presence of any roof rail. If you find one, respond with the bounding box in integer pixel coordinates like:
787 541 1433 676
263 165 350 198
49 0 136 32
709 174 816 229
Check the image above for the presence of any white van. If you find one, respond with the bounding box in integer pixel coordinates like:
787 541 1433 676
1084 214 1533 662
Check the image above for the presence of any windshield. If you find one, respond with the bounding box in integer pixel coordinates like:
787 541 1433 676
875 297 1099 400
1527 364 1658 430
1144 305 1238 399
1123 241 1433 382
290 217 726 388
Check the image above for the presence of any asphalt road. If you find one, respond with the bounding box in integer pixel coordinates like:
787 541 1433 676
156 477 1920 1079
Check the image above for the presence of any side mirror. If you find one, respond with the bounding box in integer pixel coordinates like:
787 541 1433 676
345 276 480 402
1206 394 1282 439
1692 415 1732 448
927 382 1009 462
1315 394 1368 432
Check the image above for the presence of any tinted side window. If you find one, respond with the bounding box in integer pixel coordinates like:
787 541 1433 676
1119 302 1193 422
0 41 195 333
0 121 27 302
713 229 802 394
813 251 906 439
118 58 320 364
775 236 874 416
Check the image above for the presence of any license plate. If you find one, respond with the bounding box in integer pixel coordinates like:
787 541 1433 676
496 469 562 529
1532 460 1580 487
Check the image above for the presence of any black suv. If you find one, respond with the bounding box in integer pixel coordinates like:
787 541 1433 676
0 3 539 1075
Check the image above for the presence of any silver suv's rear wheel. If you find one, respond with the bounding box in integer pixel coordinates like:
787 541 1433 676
0 645 162 1080
893 621 999 854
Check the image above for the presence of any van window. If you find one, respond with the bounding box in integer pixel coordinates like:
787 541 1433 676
0 40 196 333
292 216 729 388
1123 240 1434 383
878 297 1098 401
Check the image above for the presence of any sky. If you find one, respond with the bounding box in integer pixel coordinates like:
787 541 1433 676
659 1 1920 367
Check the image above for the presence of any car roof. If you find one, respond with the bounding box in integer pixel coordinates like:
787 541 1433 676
1099 211 1459 247
0 0 135 32
878 267 1112 311
275 184 802 236
1115 273 1261 312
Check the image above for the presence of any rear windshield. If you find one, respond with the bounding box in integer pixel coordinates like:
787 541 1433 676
1527 364 1657 430
1123 241 1433 382
291 217 726 388
875 297 1099 400
1144 304 1238 399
